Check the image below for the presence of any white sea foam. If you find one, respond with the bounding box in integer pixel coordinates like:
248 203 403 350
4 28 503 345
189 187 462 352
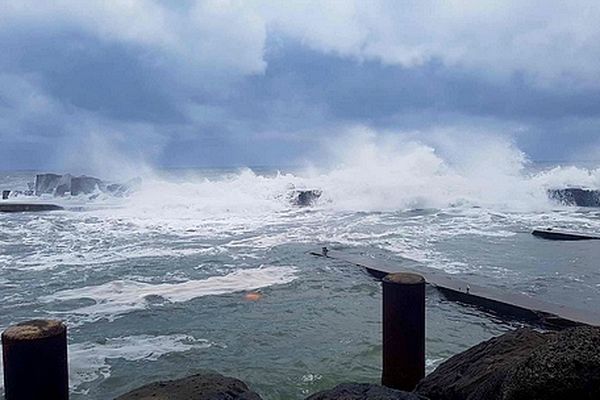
69 334 211 391
80 130 600 218
42 266 298 319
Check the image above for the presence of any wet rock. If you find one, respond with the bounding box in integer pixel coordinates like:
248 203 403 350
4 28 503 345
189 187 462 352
115 372 263 400
548 188 600 207
34 173 64 196
306 383 426 399
71 175 103 196
416 326 600 400
2 190 10 200
54 174 73 196
289 189 322 206
501 326 600 400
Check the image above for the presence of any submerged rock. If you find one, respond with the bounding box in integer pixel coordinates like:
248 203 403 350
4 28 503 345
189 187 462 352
306 383 426 399
289 189 322 207
416 326 600 400
547 188 600 207
115 373 263 400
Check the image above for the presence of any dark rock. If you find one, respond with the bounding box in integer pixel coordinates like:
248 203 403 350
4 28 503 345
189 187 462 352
416 329 549 400
0 203 64 213
289 189 322 206
502 326 600 400
2 190 10 200
115 372 263 400
548 188 600 207
34 173 64 196
306 383 426 399
416 326 600 400
71 176 103 196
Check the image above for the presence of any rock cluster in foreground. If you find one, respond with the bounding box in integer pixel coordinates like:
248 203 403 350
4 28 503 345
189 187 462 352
115 373 263 400
115 326 600 400
416 326 600 400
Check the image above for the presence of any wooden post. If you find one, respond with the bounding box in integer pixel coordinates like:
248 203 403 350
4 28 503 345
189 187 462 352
382 273 425 391
2 320 69 400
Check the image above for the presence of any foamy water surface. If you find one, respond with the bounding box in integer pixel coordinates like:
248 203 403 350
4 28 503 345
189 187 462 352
1 138 600 399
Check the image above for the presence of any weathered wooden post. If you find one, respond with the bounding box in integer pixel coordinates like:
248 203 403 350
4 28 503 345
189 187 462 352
382 272 425 391
2 319 69 400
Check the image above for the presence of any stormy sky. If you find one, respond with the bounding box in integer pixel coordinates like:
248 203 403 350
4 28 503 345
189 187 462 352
1 1 600 171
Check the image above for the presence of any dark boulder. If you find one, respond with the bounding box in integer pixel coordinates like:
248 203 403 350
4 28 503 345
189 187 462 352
2 190 9 200
289 189 322 207
416 326 600 400
501 326 600 400
306 383 426 399
115 372 263 400
71 176 103 196
35 173 64 196
548 188 600 207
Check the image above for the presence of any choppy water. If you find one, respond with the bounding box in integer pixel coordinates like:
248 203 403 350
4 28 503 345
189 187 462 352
2 140 600 399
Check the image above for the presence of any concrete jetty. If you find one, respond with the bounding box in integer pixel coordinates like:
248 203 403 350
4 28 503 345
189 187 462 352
532 228 600 241
311 248 600 328
0 203 64 213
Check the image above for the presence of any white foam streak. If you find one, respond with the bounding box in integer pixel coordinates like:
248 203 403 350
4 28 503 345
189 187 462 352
43 266 297 318
69 334 211 390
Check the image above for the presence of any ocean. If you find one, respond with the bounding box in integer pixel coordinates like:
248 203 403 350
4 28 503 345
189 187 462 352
1 150 600 398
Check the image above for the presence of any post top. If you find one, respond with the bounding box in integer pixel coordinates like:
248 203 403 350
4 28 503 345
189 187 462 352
383 272 425 285
2 319 65 341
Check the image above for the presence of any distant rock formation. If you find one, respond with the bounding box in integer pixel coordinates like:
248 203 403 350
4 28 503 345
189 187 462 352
288 189 322 207
416 326 600 400
115 373 263 400
35 173 66 196
70 176 103 196
547 188 600 207
33 173 140 197
306 383 425 399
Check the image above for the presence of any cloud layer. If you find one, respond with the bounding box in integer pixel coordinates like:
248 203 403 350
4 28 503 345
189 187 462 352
1 1 600 171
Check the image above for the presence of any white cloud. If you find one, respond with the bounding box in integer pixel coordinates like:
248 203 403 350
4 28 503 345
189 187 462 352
2 1 599 86
262 0 600 87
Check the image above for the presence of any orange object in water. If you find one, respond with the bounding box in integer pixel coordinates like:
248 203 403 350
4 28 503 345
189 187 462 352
244 291 263 301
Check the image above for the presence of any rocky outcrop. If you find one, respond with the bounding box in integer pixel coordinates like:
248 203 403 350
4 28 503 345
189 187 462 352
35 173 65 196
501 326 600 399
33 173 140 197
70 176 103 196
289 189 322 206
115 373 263 400
416 326 600 400
306 383 426 399
548 188 600 207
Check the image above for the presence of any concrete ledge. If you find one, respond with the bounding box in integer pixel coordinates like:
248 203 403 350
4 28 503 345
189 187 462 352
0 203 64 213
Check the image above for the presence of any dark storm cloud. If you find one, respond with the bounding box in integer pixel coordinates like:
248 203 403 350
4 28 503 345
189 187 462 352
2 1 600 170
0 30 184 124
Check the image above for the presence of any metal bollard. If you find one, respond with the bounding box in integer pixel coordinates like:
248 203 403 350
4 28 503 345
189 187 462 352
2 320 69 400
381 273 425 391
